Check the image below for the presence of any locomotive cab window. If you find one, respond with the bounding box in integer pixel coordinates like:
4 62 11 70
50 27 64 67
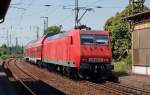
81 34 109 45
81 35 94 45
95 35 109 45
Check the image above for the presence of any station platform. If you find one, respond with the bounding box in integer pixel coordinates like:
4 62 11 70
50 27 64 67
0 63 17 95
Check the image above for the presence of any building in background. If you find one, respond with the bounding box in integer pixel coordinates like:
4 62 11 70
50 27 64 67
126 11 150 75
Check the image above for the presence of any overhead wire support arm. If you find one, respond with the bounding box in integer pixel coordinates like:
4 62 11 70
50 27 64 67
63 0 97 29
78 8 94 24
63 6 74 10
9 6 26 10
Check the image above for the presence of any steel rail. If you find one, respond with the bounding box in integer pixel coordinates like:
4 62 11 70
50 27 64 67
11 59 150 95
7 59 37 95
83 81 150 95
82 81 131 95
104 81 150 95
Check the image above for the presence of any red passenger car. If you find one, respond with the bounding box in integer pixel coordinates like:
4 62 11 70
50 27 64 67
24 29 114 80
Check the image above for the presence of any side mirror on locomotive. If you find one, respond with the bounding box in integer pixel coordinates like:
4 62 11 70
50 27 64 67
0 0 11 23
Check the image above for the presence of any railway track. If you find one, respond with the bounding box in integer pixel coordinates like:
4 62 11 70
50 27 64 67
19 60 150 95
6 59 64 95
104 81 150 95
83 81 150 95
82 81 129 95
6 59 150 95
18 59 117 95
7 59 38 95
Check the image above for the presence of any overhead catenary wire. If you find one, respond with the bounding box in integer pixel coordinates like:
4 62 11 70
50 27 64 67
54 12 74 26
3 0 145 46
18 0 36 25
9 6 26 10
85 0 103 7
11 0 23 5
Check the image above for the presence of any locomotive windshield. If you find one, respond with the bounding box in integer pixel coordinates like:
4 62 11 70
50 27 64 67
95 35 108 45
81 34 109 45
81 35 94 45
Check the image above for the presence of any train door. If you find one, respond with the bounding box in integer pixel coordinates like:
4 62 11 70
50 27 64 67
66 37 69 62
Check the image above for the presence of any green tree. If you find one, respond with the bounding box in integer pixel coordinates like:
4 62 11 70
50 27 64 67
104 5 149 59
44 25 60 35
1 44 7 55
0 44 23 59
1 44 7 49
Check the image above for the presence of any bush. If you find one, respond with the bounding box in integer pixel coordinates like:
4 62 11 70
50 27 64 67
1 55 7 60
127 54 132 65
113 54 132 73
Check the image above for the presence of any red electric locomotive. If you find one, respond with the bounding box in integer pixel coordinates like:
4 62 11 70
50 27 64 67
24 29 115 80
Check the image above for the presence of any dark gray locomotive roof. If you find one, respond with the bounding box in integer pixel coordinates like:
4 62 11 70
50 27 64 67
45 30 107 41
46 31 70 40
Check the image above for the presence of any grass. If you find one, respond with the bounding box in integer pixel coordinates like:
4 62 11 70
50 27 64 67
113 61 132 73
113 54 132 73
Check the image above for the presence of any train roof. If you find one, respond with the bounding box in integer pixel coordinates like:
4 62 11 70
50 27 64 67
25 36 46 48
25 32 60 48
45 31 70 41
80 30 109 35
45 29 109 41
25 30 109 48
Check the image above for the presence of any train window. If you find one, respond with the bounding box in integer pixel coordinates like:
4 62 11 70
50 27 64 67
95 35 109 45
81 35 94 45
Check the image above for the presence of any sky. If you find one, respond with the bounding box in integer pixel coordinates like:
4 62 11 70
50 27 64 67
0 0 150 46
